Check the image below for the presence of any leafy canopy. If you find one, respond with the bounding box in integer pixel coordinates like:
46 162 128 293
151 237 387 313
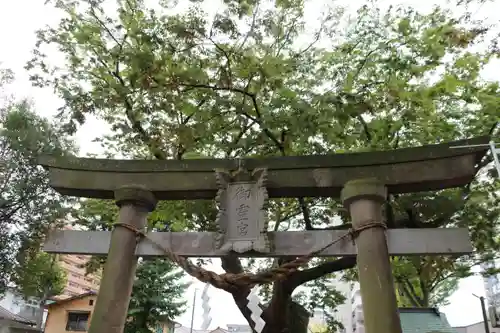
0 71 76 297
13 251 67 301
12 250 67 328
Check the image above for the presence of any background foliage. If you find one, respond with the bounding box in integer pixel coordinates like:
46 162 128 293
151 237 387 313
125 258 188 333
0 68 73 326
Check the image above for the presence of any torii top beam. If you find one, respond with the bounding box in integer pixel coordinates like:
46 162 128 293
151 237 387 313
38 136 490 200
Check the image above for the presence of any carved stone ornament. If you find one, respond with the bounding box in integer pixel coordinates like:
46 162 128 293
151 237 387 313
214 167 270 254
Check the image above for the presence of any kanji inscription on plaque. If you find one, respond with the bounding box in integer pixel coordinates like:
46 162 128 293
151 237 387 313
214 168 270 254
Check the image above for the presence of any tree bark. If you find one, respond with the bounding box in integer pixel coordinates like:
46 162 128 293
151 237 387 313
222 254 355 333
262 300 310 333
36 288 51 329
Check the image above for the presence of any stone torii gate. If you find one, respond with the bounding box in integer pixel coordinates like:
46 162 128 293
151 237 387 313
41 136 490 333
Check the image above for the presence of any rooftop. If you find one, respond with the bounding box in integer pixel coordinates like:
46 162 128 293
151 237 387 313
399 307 457 333
0 305 36 326
46 291 97 308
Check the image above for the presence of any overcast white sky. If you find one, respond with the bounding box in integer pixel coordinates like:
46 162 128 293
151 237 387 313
0 0 498 330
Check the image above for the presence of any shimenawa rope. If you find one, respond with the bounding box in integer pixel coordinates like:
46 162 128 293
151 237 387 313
114 221 386 292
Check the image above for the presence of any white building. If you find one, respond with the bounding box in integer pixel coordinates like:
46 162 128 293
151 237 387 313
454 321 500 333
306 277 355 333
482 258 500 311
349 282 364 333
0 287 43 324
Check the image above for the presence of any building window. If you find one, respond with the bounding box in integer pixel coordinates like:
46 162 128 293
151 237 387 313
66 312 90 331
89 299 94 306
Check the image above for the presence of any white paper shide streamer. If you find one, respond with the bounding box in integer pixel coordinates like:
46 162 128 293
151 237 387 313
491 141 500 178
246 286 266 333
200 283 212 330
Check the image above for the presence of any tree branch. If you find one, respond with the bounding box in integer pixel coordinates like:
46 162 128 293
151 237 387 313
151 78 286 153
397 282 420 307
225 118 256 157
220 254 244 274
427 255 498 291
402 279 424 306
91 51 169 160
286 257 356 290
357 115 372 141
207 37 233 88
298 197 314 230
238 1 260 51
488 121 498 136
419 278 430 306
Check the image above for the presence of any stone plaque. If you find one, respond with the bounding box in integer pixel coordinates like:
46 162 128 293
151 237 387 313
214 168 270 254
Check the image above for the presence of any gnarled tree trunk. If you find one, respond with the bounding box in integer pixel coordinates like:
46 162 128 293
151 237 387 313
221 255 355 333
288 302 310 333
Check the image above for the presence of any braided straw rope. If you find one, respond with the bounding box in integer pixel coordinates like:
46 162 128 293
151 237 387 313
115 221 386 292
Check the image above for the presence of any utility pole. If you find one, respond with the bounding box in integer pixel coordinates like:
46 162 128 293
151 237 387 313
473 294 491 333
189 288 198 333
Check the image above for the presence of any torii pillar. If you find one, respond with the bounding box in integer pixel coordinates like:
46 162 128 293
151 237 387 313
341 178 402 333
88 185 157 333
